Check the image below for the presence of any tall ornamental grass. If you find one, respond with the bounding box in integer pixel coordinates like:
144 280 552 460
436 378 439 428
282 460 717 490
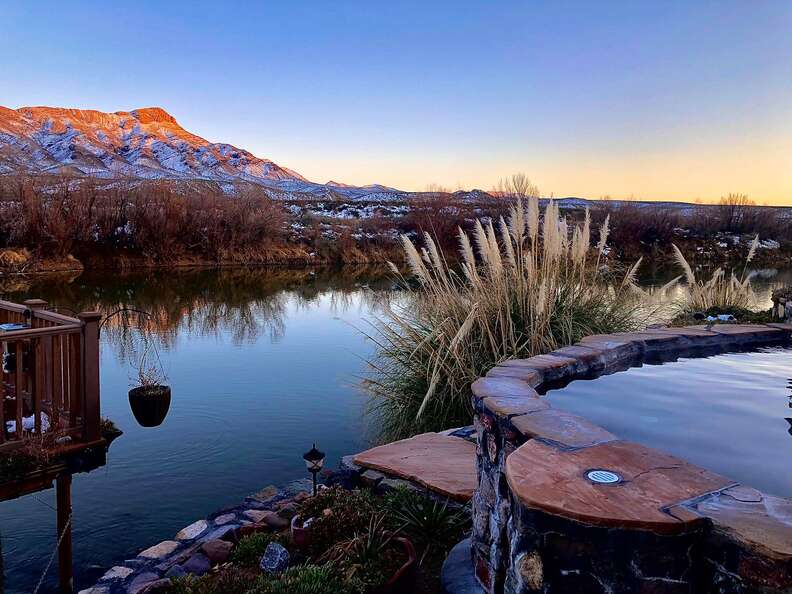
672 236 759 317
364 198 652 440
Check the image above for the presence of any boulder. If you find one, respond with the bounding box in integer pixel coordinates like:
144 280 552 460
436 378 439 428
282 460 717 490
182 553 211 576
259 542 289 575
201 539 233 564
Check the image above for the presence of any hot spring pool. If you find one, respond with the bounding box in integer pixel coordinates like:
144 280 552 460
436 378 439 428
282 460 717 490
544 346 792 497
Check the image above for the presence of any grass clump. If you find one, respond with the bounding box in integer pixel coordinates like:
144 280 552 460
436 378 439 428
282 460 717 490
230 532 286 567
256 565 349 594
383 488 468 563
364 197 650 439
170 565 347 594
671 238 762 321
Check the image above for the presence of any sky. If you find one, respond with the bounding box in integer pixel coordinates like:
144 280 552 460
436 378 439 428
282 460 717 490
2 1 791 205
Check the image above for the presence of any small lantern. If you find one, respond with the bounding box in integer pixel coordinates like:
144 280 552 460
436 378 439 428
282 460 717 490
303 444 326 496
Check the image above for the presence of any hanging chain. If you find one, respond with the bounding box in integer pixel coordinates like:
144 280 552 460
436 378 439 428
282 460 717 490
32 511 72 594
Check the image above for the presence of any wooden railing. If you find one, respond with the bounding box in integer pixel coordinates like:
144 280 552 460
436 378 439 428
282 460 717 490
0 299 101 452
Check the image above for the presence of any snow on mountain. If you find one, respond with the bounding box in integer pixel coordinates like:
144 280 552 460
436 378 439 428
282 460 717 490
0 105 407 200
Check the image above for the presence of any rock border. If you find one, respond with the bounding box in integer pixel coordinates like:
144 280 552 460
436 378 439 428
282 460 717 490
470 323 792 594
78 481 312 594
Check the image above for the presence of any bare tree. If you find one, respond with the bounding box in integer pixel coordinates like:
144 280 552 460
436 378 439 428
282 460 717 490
495 173 540 201
716 193 755 233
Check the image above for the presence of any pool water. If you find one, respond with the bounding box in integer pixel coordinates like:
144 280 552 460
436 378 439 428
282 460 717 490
546 347 792 497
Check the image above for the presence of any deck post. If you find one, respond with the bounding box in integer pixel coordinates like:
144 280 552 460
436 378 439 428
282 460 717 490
56 472 73 594
78 312 102 443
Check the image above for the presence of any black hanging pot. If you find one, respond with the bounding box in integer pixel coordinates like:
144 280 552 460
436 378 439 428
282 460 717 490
128 385 172 427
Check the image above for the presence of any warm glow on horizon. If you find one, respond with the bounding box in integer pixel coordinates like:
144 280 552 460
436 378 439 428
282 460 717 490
3 1 790 206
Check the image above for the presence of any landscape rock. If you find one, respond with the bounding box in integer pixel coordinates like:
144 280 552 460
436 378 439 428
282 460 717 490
138 540 180 560
140 579 172 594
127 572 161 594
182 552 211 576
250 485 279 503
201 539 234 564
175 519 208 540
101 565 134 581
213 513 237 525
165 565 186 579
259 542 290 575
276 502 299 519
201 525 238 543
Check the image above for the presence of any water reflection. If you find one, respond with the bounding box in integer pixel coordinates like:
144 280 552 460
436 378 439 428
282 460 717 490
1 266 395 357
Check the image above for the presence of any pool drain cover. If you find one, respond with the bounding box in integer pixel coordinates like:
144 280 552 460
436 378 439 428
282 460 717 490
586 469 621 484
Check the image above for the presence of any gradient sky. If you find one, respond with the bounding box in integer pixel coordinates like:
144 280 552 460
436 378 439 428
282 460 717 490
2 1 791 204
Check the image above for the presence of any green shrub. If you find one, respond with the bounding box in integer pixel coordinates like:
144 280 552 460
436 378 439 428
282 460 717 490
296 486 378 559
230 532 285 567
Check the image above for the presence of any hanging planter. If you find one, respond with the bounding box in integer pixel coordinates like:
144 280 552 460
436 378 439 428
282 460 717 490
100 308 172 429
128 384 171 427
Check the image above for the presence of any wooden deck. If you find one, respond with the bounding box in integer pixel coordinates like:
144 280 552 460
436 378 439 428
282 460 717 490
0 299 101 456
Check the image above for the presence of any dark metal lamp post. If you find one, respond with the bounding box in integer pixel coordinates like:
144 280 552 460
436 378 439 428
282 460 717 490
303 444 326 496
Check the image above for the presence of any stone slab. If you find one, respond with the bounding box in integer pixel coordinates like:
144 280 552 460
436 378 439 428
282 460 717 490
353 433 477 502
548 345 606 373
507 354 579 382
471 376 539 401
694 486 792 556
505 439 733 534
510 409 617 449
707 323 785 341
485 363 542 386
482 394 549 418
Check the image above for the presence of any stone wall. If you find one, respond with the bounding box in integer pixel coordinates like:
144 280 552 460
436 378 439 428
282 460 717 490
470 324 792 594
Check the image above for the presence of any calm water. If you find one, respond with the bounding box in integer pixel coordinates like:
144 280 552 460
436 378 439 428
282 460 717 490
0 264 790 592
547 347 792 497
0 267 393 593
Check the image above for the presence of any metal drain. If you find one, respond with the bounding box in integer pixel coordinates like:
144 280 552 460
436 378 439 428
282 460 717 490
586 469 621 484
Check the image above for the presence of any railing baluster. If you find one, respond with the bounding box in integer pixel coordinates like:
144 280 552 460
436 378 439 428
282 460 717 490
0 353 5 444
69 334 81 428
31 338 42 435
79 312 101 442
53 334 63 430
15 341 24 440
43 335 54 433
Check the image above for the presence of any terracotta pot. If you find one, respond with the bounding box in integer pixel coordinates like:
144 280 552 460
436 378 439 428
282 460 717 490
290 515 312 551
128 385 171 427
376 537 417 594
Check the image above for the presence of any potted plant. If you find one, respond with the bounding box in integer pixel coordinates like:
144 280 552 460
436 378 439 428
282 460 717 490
128 336 171 427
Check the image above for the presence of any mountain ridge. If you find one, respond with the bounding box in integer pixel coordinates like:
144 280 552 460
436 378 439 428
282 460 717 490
0 105 401 199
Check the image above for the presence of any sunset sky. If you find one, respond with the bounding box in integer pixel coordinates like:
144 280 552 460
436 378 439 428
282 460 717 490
2 1 791 204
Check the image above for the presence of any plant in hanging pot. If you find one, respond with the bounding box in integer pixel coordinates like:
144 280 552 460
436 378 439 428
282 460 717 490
128 336 171 428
